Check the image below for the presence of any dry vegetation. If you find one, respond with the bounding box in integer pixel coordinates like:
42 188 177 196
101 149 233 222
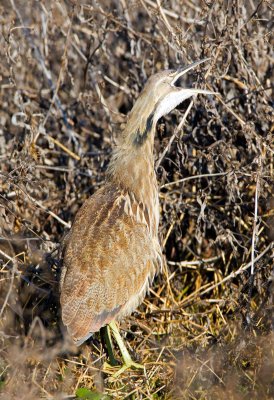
0 0 273 399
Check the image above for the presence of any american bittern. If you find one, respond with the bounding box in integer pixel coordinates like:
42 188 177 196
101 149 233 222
60 59 211 372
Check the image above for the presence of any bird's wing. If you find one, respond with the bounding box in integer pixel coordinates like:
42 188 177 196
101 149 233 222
60 183 161 344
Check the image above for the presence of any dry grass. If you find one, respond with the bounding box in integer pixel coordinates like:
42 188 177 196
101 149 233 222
0 0 273 399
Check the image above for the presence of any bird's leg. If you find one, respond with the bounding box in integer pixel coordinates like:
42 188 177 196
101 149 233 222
101 325 119 366
108 321 144 376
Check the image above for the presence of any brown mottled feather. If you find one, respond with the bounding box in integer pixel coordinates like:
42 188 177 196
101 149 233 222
60 182 161 343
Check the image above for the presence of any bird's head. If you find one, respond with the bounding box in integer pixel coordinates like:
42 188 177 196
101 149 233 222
124 58 213 146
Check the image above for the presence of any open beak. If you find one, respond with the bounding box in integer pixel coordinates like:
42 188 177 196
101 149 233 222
154 58 215 122
170 58 214 96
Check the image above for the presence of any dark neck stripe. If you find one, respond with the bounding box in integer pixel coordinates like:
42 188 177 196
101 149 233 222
133 112 154 146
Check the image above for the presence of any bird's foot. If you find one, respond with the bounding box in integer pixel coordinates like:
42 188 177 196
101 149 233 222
103 358 144 378
114 356 144 377
103 321 144 377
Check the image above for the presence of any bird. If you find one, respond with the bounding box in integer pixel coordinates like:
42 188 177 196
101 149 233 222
59 58 212 373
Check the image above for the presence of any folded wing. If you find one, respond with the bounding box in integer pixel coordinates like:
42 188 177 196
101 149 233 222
60 183 161 344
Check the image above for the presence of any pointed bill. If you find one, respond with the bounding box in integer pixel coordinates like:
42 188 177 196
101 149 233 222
155 59 215 120
171 58 211 86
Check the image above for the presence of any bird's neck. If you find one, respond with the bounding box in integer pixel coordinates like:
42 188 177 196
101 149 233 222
106 119 157 202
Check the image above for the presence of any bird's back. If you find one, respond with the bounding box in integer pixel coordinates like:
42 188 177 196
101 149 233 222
60 181 161 344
